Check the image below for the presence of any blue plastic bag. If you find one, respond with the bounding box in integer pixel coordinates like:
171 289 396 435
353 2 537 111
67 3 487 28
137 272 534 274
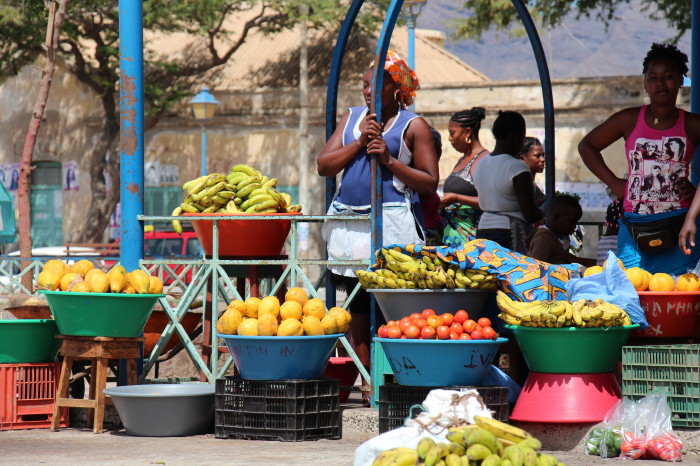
483 365 521 403
565 251 647 329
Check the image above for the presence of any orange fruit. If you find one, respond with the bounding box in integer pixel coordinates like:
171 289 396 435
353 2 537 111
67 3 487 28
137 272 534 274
244 297 261 318
676 273 700 292
603 258 626 271
258 296 281 318
583 266 603 277
302 297 326 320
279 300 303 320
626 267 650 291
284 287 309 307
648 273 676 292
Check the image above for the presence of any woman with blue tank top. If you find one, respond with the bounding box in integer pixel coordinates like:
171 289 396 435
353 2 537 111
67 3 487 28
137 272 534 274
580 43 700 274
317 51 439 403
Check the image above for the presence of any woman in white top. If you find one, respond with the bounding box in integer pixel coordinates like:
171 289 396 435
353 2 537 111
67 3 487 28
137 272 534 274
473 111 544 253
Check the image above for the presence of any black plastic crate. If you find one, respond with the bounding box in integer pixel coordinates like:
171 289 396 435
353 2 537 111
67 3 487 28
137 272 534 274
378 384 509 433
215 377 341 441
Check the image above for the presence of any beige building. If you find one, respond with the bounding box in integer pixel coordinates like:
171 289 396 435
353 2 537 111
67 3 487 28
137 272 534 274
0 24 683 252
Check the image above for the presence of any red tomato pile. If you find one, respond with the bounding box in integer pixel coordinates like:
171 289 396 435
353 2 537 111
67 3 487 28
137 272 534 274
377 309 498 340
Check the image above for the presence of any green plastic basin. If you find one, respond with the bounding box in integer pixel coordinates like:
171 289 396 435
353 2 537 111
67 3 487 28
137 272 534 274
0 319 60 363
40 291 164 338
505 324 639 373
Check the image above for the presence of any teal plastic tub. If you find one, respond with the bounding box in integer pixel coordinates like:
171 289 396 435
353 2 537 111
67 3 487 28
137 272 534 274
505 324 639 373
374 337 507 387
0 319 60 363
40 291 164 338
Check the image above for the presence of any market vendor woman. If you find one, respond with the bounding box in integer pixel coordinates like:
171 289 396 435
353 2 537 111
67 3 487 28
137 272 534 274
317 51 439 403
579 43 700 274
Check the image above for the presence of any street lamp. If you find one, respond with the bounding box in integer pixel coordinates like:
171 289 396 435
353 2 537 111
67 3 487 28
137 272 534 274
403 0 426 111
189 87 219 176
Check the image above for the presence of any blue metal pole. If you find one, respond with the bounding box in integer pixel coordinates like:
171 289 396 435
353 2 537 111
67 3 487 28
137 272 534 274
201 127 207 176
407 18 416 112
324 0 365 312
511 0 555 203
119 0 145 384
692 0 700 114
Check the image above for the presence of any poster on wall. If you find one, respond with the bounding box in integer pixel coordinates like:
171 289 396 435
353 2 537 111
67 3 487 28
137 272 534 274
6 164 19 191
159 164 179 185
0 164 7 189
110 202 120 241
63 161 79 191
145 161 160 187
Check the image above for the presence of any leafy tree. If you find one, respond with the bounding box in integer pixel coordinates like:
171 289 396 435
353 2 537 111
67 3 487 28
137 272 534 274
450 0 691 42
0 0 385 242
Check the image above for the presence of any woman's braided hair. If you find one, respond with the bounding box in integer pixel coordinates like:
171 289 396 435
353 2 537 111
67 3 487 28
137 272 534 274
643 42 688 77
450 107 486 134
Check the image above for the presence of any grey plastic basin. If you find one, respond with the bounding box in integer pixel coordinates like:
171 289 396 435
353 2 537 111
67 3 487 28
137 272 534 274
367 288 493 322
103 383 215 437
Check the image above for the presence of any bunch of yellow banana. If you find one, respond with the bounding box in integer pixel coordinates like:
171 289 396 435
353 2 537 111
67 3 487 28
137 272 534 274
171 165 302 234
356 248 498 290
373 418 565 466
496 290 633 328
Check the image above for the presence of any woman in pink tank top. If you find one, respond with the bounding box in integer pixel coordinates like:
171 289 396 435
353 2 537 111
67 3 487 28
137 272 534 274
579 43 700 274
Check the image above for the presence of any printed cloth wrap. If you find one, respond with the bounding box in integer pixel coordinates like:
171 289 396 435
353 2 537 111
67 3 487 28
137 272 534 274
441 204 480 247
381 49 420 107
371 238 580 302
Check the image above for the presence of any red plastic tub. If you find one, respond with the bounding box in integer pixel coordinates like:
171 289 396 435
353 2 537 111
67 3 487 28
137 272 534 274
322 357 360 403
184 212 299 257
510 372 621 423
632 291 700 338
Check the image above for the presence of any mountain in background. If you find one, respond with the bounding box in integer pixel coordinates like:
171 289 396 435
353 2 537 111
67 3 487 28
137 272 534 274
416 0 691 81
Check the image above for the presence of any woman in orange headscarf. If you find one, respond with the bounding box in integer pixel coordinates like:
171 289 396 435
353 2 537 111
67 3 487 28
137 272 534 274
318 51 439 404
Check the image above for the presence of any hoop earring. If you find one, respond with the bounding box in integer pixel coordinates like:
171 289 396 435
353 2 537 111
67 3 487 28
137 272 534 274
393 90 399 102
466 137 471 144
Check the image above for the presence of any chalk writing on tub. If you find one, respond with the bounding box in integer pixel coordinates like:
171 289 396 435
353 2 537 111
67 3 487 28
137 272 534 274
280 345 298 357
643 300 700 318
245 345 268 357
388 356 420 375
464 350 497 369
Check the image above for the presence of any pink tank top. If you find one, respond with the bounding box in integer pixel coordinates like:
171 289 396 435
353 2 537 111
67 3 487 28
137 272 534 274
623 105 696 213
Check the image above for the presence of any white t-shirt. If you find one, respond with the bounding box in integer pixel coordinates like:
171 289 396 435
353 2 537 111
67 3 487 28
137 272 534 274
473 153 531 229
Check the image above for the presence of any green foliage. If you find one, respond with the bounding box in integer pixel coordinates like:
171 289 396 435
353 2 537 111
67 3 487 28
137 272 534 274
450 1 691 42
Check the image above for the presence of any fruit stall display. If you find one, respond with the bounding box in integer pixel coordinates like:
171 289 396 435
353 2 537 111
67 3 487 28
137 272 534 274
370 417 566 466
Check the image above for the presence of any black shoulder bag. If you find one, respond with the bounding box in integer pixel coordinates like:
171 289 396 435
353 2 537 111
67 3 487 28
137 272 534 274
621 213 686 254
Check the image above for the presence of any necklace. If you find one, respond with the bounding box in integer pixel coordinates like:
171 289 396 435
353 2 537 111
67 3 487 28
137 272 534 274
649 106 676 126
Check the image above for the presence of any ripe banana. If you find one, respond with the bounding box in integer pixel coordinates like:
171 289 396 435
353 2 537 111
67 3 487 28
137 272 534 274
180 202 199 213
286 205 302 213
226 201 242 213
237 182 262 199
226 172 248 185
240 194 274 211
263 177 278 188
466 444 492 462
474 416 532 443
206 173 226 186
171 206 183 234
254 200 280 212
417 437 436 460
371 447 418 466
229 164 258 176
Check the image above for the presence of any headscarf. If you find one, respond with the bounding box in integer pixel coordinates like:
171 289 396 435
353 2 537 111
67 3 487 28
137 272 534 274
371 50 421 107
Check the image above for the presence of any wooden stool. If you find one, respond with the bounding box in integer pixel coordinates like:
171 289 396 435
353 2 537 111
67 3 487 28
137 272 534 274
51 335 144 433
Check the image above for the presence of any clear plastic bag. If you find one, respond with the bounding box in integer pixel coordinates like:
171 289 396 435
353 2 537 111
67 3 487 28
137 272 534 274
584 399 629 458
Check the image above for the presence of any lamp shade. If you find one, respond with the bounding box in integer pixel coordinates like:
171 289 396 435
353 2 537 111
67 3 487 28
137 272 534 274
404 0 427 16
189 87 219 120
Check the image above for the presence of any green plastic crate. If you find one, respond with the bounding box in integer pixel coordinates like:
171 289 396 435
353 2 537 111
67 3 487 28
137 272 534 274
621 345 700 427
372 342 394 408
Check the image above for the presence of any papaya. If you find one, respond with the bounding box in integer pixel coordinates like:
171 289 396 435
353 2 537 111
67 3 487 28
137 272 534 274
129 269 150 294
69 259 95 276
107 265 127 293
217 308 244 335
85 269 109 293
60 273 82 292
70 282 91 293
37 270 61 291
148 276 164 294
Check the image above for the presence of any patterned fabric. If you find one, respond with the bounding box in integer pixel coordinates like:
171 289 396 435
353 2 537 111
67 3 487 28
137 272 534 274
442 204 480 247
372 239 580 302
382 50 420 107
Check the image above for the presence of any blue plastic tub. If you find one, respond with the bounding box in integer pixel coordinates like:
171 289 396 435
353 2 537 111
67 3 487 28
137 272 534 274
375 337 508 387
220 334 342 380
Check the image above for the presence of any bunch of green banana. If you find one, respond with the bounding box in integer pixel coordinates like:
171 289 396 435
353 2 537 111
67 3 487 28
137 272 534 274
371 447 418 466
356 270 416 289
375 420 565 466
496 291 633 328
171 172 235 233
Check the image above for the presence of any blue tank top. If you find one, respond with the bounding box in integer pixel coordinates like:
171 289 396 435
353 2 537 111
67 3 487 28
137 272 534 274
336 106 419 209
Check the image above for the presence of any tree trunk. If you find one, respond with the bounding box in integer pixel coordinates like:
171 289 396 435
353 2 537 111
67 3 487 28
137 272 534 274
18 0 69 291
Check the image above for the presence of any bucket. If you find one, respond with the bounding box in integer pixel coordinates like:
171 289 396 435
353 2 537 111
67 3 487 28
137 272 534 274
367 289 493 322
632 291 700 338
185 212 299 257
375 337 507 387
220 334 342 380
322 356 360 403
506 324 638 373
510 372 622 423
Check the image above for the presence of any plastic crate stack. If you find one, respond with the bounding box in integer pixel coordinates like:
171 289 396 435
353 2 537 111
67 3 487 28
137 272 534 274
215 377 342 441
378 383 509 433
1 363 68 430
622 344 700 428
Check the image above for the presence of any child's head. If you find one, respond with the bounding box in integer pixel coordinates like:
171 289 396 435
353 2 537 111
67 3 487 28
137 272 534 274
429 126 443 161
546 194 582 236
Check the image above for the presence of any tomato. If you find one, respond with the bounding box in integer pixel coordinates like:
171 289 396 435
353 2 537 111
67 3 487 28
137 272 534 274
404 325 421 339
420 326 437 339
454 310 469 324
386 320 398 327
463 319 477 333
414 318 428 329
474 324 483 334
436 325 451 340
410 313 423 322
450 332 460 340
377 325 389 338
441 313 455 326
421 308 436 319
450 322 464 335
427 315 443 329
459 333 471 340
470 330 483 340
482 326 497 340
399 320 412 333
477 317 492 328
387 326 402 339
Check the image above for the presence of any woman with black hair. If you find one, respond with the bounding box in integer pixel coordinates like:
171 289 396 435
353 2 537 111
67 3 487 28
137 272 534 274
517 136 545 206
579 42 700 273
439 107 490 246
473 111 544 253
